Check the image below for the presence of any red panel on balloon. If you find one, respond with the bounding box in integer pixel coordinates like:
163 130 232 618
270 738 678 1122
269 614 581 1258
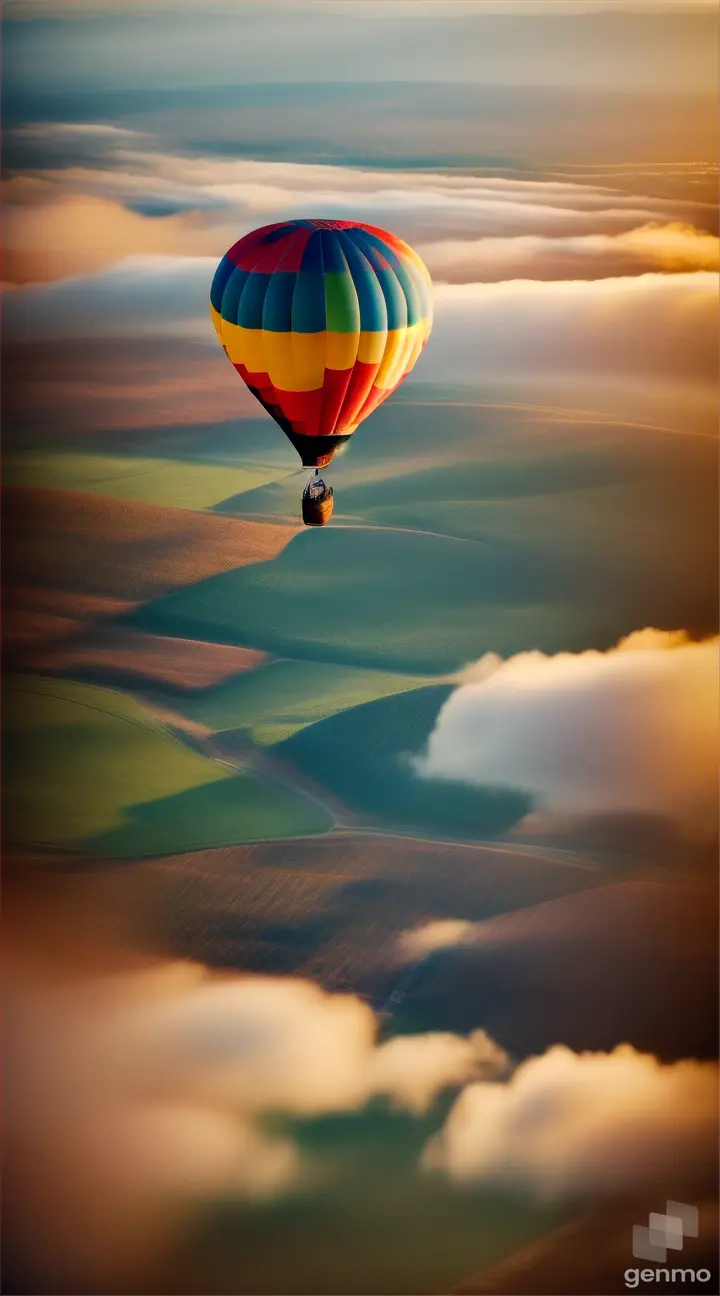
318 367 354 436
226 225 286 270
250 228 313 274
273 386 325 434
338 360 381 428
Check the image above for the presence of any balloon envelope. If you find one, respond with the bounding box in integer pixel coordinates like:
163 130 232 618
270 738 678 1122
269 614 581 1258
210 219 433 467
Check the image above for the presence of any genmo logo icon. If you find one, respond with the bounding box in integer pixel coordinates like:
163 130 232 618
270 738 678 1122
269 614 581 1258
634 1201 699 1262
624 1202 712 1289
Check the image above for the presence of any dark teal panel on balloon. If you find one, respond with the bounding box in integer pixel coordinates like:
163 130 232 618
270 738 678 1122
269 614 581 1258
210 256 235 314
293 233 326 332
349 226 403 268
390 259 425 327
262 271 298 333
236 272 273 330
219 266 250 324
375 267 409 331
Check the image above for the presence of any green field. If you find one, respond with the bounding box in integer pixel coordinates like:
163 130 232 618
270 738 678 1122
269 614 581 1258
215 449 626 530
89 774 330 858
214 472 313 521
361 468 717 573
5 450 291 511
339 452 628 517
3 675 331 855
195 1109 566 1296
8 388 717 848
130 525 613 673
132 414 719 671
277 686 530 840
180 658 436 743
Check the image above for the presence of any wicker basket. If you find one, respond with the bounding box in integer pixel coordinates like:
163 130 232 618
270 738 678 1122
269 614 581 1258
302 487 334 527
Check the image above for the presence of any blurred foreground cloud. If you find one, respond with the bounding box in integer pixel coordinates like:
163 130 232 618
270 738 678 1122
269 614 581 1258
4 940 506 1293
423 1043 719 1196
414 631 719 832
4 873 716 1293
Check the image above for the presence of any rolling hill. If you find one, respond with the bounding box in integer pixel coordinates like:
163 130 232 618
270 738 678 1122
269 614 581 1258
3 674 331 855
5 449 290 511
3 486 301 602
24 627 267 692
454 1200 720 1296
276 687 530 840
104 831 606 993
178 658 436 742
398 879 719 1060
128 523 618 672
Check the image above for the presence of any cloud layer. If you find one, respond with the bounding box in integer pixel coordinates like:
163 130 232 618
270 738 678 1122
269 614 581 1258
5 189 716 287
5 260 716 395
414 631 719 831
3 149 715 286
421 222 719 283
4 145 716 420
430 272 717 388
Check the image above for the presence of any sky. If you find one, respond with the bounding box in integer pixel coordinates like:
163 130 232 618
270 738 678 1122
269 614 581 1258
4 2 716 93
2 2 718 1294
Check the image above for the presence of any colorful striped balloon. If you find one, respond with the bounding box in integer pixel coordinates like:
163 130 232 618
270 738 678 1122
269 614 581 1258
210 219 433 468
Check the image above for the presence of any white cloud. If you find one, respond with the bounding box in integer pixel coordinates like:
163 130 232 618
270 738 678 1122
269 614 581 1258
2 194 225 285
370 1030 511 1113
6 152 680 213
16 121 145 139
396 919 477 963
423 1043 719 1197
430 272 718 387
414 631 719 831
421 222 719 283
2 256 215 341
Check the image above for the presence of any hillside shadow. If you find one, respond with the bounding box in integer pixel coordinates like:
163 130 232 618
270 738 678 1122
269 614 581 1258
87 774 332 859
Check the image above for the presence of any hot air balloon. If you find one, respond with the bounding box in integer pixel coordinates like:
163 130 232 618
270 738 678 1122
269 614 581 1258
210 219 433 526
